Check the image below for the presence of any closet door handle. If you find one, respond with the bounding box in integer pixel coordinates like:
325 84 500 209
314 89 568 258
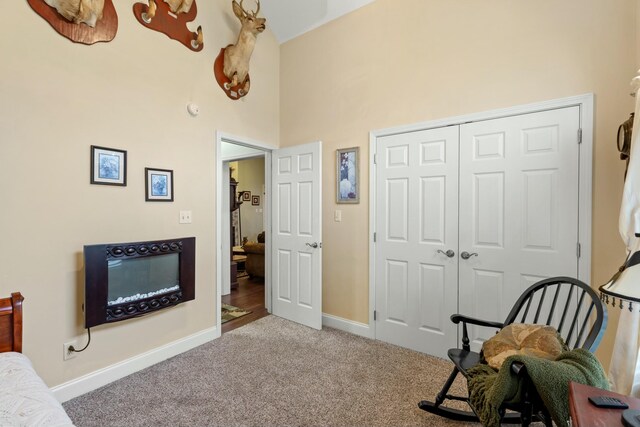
437 249 455 258
460 251 478 260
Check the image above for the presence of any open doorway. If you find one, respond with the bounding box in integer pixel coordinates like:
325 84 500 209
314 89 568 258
216 133 274 335
217 134 324 334
223 156 268 332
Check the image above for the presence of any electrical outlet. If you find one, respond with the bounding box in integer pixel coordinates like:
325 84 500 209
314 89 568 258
63 341 77 361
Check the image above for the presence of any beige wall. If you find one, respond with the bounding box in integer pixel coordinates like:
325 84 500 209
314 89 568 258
280 0 637 368
236 157 266 242
0 0 279 387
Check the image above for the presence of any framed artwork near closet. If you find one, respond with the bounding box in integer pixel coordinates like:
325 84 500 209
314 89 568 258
337 147 359 204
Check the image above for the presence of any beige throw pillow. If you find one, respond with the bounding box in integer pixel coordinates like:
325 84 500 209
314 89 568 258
482 323 565 370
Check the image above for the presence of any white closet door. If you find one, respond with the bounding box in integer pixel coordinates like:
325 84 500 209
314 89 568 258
375 127 459 358
458 106 581 351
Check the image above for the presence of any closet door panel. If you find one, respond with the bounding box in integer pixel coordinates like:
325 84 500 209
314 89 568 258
458 107 581 351
375 126 459 358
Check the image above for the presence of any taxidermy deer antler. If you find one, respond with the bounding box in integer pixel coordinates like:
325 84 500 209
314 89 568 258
223 0 266 96
164 0 194 15
44 0 105 28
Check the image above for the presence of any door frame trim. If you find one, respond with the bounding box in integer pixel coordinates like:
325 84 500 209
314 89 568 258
215 131 275 333
368 93 594 340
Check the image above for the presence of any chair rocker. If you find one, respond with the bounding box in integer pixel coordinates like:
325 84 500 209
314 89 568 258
418 276 607 426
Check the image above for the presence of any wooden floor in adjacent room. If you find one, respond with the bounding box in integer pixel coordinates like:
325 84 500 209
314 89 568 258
221 275 269 334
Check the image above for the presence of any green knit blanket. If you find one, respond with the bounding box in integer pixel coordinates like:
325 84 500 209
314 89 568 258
467 349 609 427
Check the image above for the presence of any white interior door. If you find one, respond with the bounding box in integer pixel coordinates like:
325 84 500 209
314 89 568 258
271 142 323 330
458 106 581 351
375 127 459 358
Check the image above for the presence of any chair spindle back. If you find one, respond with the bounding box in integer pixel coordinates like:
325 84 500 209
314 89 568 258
504 277 606 352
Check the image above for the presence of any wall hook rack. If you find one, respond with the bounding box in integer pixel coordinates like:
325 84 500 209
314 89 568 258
133 0 204 52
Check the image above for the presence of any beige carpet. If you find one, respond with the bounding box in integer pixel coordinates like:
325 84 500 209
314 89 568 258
64 315 481 427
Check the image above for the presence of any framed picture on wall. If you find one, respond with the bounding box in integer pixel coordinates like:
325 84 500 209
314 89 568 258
91 145 127 186
145 168 174 202
252 195 260 206
242 191 251 201
336 147 359 203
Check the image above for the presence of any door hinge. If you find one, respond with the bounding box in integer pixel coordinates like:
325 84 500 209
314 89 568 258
577 243 581 258
373 153 377 165
374 310 377 321
373 232 377 242
577 128 582 144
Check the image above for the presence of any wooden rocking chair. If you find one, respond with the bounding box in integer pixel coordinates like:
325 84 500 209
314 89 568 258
418 276 607 426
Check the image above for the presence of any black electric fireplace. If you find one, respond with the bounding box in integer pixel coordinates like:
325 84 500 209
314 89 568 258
83 237 195 328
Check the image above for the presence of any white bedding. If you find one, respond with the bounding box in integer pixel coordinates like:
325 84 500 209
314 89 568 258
0 352 73 426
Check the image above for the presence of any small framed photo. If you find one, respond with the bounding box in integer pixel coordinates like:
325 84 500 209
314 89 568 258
337 147 359 204
251 195 260 206
145 168 174 202
242 191 251 201
91 145 126 186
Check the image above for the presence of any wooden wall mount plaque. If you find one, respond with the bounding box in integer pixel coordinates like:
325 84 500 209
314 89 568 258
27 0 118 45
132 1 203 52
213 47 250 100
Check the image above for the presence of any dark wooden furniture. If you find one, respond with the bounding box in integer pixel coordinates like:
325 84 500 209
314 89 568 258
230 262 239 290
230 177 242 243
569 382 640 427
0 292 24 353
419 277 608 427
230 176 243 291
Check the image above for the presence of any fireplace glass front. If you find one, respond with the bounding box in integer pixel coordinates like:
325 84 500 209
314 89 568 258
107 253 179 306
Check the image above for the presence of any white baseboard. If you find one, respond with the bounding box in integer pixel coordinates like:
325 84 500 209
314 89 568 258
52 325 219 403
322 313 373 339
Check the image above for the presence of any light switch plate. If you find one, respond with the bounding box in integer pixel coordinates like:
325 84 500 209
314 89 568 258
179 210 192 224
334 210 342 222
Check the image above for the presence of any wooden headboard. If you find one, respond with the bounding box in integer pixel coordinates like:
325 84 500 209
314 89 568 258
0 293 23 353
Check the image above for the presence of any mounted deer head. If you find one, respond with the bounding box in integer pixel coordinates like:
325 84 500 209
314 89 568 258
222 0 266 96
44 0 104 28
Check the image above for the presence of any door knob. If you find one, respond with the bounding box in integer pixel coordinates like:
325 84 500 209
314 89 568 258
437 249 455 258
306 242 320 249
460 251 478 260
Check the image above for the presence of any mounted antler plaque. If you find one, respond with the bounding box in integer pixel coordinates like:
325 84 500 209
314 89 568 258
28 0 118 45
133 0 203 52
214 0 265 100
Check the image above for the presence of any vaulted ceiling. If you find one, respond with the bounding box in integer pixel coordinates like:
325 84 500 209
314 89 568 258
260 0 375 44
